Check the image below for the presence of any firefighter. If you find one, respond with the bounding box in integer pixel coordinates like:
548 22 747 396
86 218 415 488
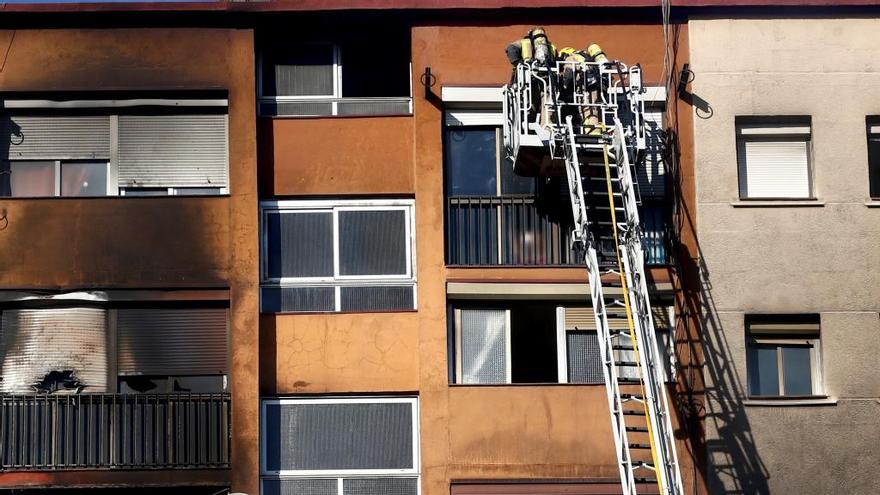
505 27 556 66
505 28 556 127
583 43 610 133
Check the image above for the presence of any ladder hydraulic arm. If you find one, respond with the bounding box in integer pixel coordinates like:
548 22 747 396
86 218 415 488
503 58 684 495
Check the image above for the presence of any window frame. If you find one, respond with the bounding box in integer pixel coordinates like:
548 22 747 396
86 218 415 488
256 42 413 116
259 199 417 313
735 116 814 200
7 159 115 197
259 396 421 480
867 117 880 199
2 100 230 198
453 307 513 384
555 304 676 385
449 302 676 386
745 316 823 398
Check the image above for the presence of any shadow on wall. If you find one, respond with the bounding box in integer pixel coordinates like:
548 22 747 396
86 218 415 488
668 57 771 494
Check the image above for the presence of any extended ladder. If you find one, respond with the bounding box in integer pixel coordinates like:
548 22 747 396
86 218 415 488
503 58 684 495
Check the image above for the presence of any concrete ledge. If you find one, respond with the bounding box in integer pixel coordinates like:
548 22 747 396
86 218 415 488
743 397 838 407
730 200 825 207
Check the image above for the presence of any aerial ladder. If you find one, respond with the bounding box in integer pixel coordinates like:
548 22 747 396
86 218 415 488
502 55 684 495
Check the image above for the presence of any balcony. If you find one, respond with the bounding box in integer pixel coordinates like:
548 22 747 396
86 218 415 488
446 195 670 266
0 393 230 470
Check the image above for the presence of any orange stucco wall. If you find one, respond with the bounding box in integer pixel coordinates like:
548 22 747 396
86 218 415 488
262 116 415 196
409 20 703 495
263 312 420 394
0 28 259 493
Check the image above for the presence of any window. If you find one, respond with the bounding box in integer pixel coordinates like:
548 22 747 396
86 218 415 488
736 117 813 199
449 301 674 385
443 98 669 266
0 99 229 198
258 36 411 117
1 160 111 197
746 315 822 397
261 397 420 495
867 118 880 198
0 303 229 394
260 199 416 313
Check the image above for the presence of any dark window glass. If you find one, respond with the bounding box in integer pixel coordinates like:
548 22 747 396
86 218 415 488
338 210 407 276
341 38 410 98
262 44 334 97
61 162 106 197
445 128 497 196
499 153 535 194
265 211 334 279
509 304 558 383
748 345 780 396
4 161 55 197
123 187 169 197
869 134 880 198
782 345 813 395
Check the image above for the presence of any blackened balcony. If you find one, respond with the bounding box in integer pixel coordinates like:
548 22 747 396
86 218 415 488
446 195 670 266
0 393 230 471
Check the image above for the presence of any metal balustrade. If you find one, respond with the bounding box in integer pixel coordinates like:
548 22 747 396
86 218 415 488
447 195 669 266
0 393 230 470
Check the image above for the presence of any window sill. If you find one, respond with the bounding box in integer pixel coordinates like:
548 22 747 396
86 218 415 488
865 199 880 207
730 199 825 207
743 396 837 407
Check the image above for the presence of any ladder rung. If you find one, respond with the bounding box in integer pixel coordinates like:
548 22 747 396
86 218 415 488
626 426 649 433
622 409 646 416
618 377 643 384
629 443 651 450
613 345 635 351
616 361 640 367
620 393 643 401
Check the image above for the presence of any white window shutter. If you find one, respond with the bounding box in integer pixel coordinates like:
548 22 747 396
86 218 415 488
740 140 810 198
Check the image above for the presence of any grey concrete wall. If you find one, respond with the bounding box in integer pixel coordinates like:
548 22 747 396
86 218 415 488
689 17 880 494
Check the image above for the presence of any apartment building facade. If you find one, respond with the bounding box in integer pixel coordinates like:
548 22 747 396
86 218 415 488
10 2 880 495
0 21 259 493
689 15 880 494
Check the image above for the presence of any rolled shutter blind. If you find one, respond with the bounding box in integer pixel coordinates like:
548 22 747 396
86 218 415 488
116 308 228 376
0 308 108 393
117 114 228 188
637 109 666 198
2 115 110 160
564 306 671 330
740 140 810 198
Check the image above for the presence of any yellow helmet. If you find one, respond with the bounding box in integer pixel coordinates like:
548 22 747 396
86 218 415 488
558 47 576 58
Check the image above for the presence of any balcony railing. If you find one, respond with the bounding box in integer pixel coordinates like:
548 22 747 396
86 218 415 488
0 393 230 471
446 195 670 266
